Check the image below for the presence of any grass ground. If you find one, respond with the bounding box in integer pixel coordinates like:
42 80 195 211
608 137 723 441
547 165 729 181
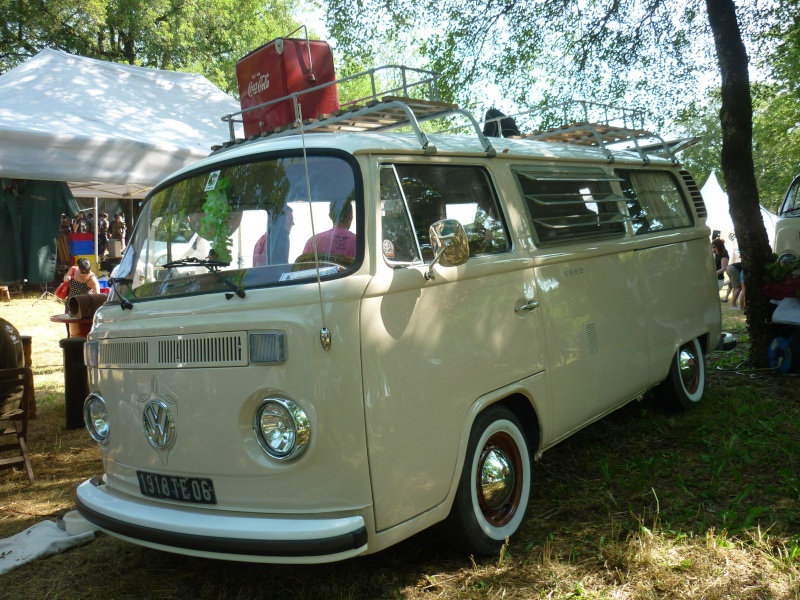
0 294 799 599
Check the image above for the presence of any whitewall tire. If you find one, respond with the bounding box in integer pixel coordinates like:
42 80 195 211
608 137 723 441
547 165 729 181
446 405 531 555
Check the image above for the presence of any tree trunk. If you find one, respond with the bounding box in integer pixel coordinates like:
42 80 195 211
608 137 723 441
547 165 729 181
705 0 773 366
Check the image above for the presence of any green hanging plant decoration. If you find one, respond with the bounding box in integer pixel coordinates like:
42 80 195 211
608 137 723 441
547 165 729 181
199 177 233 264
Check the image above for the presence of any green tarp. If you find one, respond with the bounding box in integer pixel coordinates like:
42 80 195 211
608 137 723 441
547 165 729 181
0 179 79 285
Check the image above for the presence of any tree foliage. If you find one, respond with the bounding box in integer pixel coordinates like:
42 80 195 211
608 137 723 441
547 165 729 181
326 0 730 124
0 0 300 93
676 83 800 214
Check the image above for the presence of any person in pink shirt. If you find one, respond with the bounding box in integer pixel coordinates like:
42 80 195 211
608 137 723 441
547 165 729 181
303 201 356 259
253 206 294 266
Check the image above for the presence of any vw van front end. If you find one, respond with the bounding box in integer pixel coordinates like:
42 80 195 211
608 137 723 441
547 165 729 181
76 148 375 563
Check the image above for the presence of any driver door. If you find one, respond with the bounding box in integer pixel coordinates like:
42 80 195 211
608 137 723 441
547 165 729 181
360 162 547 531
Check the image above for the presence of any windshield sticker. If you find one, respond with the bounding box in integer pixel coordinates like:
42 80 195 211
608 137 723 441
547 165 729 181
204 171 221 192
280 266 339 281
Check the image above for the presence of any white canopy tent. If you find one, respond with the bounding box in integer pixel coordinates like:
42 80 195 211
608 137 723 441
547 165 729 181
0 48 241 199
701 171 776 263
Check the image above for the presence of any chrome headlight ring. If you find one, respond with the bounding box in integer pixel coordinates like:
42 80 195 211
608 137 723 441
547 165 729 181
778 251 798 267
84 392 110 443
253 398 310 460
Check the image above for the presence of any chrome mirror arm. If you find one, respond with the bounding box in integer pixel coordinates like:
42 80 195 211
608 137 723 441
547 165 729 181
425 240 452 281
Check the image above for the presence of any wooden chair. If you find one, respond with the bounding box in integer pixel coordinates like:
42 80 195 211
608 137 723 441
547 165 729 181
0 366 35 483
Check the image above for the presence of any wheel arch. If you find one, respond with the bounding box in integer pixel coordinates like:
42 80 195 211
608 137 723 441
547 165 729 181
441 395 538 553
447 386 544 506
697 331 712 356
495 393 541 457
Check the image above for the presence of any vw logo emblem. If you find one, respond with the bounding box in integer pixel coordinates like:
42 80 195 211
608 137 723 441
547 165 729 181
142 400 176 450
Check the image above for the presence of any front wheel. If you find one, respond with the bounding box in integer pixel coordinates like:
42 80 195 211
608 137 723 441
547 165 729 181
657 338 705 410
445 405 531 556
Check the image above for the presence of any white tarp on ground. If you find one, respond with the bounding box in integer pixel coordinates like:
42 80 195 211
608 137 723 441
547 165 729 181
0 519 95 576
0 49 241 198
701 171 777 262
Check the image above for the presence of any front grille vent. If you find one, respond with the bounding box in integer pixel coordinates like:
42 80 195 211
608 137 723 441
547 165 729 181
97 332 248 369
158 334 244 366
99 341 148 366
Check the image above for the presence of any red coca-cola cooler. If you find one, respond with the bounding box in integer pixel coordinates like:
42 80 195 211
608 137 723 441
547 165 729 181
236 38 340 138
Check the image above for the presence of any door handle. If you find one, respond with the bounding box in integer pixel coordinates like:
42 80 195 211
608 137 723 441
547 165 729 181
514 299 540 313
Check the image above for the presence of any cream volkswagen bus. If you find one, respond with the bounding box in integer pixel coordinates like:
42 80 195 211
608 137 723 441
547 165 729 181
76 83 723 563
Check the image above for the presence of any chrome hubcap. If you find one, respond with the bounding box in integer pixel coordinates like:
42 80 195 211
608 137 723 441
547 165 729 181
678 345 699 392
476 431 523 526
481 448 515 509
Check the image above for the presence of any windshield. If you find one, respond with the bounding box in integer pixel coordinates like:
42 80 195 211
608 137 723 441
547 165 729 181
116 153 360 300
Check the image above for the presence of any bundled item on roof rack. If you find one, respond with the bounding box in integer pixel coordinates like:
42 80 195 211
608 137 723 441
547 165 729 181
236 33 339 138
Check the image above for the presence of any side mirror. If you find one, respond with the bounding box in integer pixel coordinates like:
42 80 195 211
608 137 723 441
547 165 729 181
425 219 469 280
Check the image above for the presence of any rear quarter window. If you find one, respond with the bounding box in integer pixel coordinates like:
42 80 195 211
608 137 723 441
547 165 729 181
617 170 693 234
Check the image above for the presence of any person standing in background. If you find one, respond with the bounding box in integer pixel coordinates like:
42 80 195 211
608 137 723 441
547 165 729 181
725 261 744 309
711 238 729 292
62 257 100 313
110 213 126 252
72 211 88 233
97 213 109 257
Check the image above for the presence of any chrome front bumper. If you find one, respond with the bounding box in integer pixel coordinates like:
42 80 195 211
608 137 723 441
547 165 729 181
76 478 368 564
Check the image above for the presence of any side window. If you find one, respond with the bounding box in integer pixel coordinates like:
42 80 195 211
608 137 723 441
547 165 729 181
780 177 800 217
617 170 693 234
380 166 421 265
381 163 510 266
515 167 626 244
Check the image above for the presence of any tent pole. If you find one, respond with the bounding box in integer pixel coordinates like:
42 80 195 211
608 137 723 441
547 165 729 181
94 196 99 273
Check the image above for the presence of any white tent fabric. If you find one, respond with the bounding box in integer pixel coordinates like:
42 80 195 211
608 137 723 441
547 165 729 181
701 171 777 262
0 49 241 198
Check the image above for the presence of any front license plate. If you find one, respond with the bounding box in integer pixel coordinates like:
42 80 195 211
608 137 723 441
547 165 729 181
136 470 217 504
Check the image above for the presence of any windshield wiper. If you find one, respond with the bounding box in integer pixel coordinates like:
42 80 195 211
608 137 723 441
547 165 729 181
161 257 246 299
109 277 134 310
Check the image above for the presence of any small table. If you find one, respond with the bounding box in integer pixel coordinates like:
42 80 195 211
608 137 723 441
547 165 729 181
50 314 93 338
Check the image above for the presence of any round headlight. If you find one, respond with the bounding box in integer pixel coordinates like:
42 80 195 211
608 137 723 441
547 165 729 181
254 398 310 460
84 393 110 443
779 251 798 267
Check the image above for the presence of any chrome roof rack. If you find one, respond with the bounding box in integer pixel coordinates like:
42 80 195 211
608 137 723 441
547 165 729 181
217 67 674 164
520 122 679 165
479 101 680 165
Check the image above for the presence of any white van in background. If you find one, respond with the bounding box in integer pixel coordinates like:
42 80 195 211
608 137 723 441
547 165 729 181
775 174 800 263
75 66 725 564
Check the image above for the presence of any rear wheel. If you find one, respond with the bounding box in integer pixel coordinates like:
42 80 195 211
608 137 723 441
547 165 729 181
446 405 531 555
658 338 705 410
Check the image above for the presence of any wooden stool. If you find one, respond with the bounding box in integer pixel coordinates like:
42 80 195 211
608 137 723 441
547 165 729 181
0 286 10 302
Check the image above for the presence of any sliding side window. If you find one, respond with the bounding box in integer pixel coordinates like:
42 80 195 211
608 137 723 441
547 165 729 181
380 164 509 266
515 166 627 245
617 170 693 234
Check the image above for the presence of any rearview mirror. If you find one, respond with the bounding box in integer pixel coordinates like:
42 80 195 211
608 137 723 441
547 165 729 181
425 219 469 280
